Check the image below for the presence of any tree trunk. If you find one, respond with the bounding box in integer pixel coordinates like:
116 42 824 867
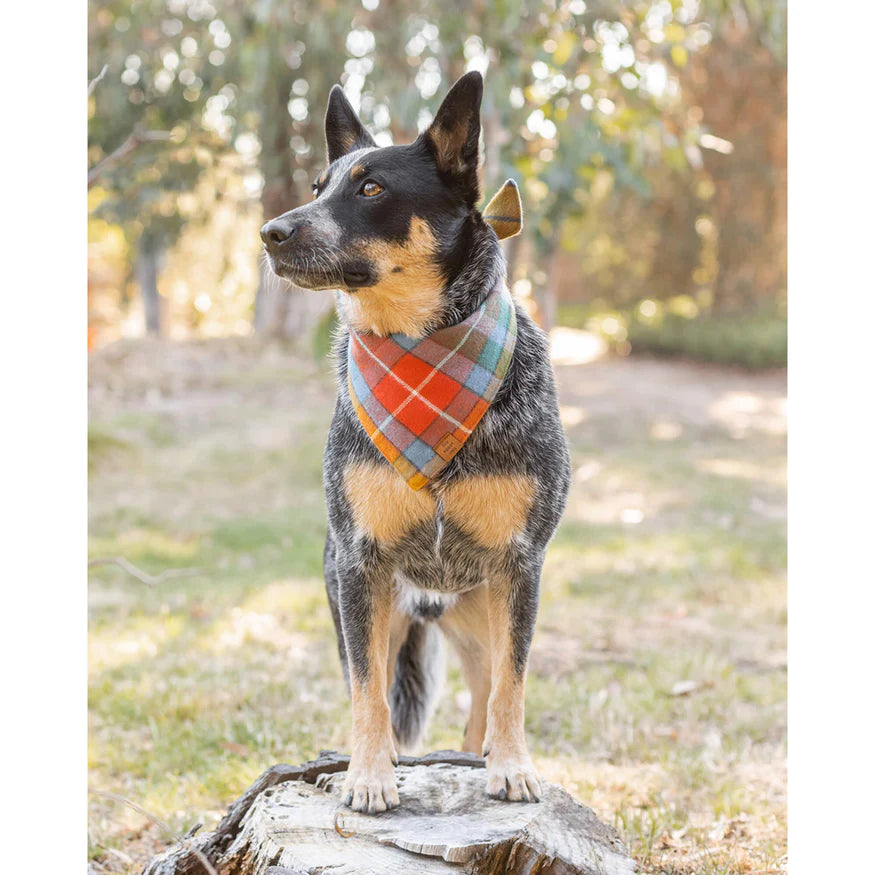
503 233 521 289
254 175 297 339
682 25 787 314
253 261 290 338
255 166 334 343
533 234 561 333
142 751 635 875
254 261 334 345
253 262 272 334
136 241 164 336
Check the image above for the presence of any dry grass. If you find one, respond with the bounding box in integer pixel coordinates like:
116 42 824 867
88 336 786 874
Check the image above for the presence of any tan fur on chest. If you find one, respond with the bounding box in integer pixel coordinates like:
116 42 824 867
344 462 436 544
344 463 535 549
438 474 536 548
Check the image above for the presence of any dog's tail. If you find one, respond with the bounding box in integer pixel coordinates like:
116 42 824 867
389 620 444 751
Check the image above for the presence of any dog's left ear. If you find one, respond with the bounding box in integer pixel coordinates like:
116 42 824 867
325 85 376 164
421 71 483 205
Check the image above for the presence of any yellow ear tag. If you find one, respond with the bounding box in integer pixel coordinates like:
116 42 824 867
483 178 523 240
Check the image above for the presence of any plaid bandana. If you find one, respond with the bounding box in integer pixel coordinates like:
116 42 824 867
347 286 517 491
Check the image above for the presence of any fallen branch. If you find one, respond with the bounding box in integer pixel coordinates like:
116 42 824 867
89 788 218 875
88 556 200 587
87 128 172 188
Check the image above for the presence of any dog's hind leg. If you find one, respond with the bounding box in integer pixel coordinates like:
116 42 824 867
439 586 492 755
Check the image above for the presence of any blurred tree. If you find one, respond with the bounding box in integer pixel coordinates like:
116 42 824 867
684 0 787 313
88 0 234 334
223 1 365 336
554 0 786 318
87 0 786 344
208 0 711 334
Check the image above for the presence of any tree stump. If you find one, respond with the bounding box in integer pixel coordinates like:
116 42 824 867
142 751 636 875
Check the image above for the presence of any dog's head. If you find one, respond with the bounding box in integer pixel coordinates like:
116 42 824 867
260 72 486 336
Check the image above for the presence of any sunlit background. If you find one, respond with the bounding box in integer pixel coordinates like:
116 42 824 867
88 0 786 366
88 3 787 874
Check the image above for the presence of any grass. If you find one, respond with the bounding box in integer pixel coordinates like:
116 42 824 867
627 311 787 369
88 337 786 874
558 300 787 369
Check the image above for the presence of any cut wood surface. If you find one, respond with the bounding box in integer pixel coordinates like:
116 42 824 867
142 750 636 875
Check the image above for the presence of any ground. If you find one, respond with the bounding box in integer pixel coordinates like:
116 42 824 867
88 333 786 874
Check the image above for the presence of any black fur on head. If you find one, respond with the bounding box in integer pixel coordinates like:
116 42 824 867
260 72 496 337
325 85 377 164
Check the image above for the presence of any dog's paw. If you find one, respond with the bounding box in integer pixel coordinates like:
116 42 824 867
342 756 399 814
485 753 541 803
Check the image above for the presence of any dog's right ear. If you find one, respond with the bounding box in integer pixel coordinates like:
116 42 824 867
324 85 376 164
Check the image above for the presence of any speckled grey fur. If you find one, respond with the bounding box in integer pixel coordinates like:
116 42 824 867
322 226 571 748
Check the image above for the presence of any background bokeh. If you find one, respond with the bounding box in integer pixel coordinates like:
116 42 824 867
88 0 786 367
88 3 786 874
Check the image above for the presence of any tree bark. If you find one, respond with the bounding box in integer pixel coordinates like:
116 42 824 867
142 751 635 875
254 171 335 343
136 241 164 336
503 233 521 289
253 261 334 344
533 231 561 333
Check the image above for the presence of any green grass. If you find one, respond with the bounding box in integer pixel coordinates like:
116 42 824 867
558 300 787 369
627 311 787 369
88 338 786 874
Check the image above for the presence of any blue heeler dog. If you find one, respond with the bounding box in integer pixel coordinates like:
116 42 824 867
261 71 570 814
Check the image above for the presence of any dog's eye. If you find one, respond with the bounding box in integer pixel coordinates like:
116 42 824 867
311 184 319 200
360 181 384 198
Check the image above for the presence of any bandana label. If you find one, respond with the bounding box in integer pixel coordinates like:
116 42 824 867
347 286 517 490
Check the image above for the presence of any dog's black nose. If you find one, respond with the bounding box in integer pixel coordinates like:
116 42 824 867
260 217 298 247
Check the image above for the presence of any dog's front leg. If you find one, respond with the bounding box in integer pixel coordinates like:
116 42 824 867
338 557 399 813
483 560 541 802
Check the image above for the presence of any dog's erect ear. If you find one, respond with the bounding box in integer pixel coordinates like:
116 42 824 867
421 71 483 205
324 85 376 164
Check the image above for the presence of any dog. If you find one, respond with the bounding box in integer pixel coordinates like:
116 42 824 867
261 71 570 814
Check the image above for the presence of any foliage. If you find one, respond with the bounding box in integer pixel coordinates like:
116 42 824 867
626 309 787 368
88 1 235 249
87 0 787 358
559 299 787 368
